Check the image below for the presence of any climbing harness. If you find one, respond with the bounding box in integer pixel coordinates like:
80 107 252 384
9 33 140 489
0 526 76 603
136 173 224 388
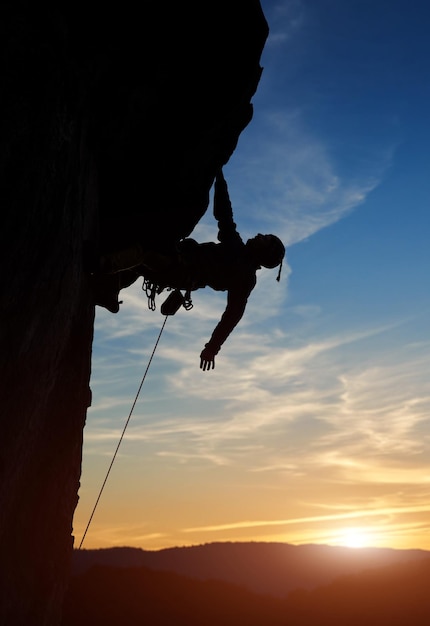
160 289 193 316
78 315 168 550
142 278 193 314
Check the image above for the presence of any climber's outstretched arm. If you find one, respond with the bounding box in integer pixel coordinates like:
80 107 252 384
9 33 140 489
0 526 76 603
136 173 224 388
200 277 256 370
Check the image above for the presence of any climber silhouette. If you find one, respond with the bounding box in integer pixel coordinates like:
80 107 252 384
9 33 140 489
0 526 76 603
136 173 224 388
94 170 285 370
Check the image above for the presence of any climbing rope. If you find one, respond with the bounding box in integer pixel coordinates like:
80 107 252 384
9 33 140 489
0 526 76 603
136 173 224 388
78 315 168 550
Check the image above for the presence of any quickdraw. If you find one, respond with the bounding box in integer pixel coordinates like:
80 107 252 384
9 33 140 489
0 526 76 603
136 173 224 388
142 278 161 311
142 279 193 314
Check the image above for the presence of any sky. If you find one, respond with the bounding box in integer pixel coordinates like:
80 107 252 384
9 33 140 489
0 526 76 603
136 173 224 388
74 0 430 553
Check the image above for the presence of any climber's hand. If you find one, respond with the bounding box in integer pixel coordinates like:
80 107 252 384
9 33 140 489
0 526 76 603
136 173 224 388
200 346 216 371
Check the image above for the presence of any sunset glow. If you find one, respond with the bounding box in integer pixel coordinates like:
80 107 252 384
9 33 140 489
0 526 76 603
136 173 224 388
336 529 373 549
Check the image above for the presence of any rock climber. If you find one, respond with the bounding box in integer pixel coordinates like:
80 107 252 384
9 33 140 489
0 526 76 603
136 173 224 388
94 170 285 370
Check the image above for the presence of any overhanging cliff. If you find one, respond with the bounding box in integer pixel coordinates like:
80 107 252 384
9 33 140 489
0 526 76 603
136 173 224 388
0 2 268 623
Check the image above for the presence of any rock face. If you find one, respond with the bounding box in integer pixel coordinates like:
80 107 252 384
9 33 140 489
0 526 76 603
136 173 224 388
0 2 268 624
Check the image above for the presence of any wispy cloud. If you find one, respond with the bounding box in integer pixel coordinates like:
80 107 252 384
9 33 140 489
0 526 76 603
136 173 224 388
74 521 168 548
223 108 390 249
263 0 306 47
87 282 430 491
183 503 430 534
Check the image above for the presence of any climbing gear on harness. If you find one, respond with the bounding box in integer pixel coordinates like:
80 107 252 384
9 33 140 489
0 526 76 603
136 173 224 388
142 279 193 314
183 290 193 311
161 289 185 315
78 315 168 550
142 278 162 311
161 289 193 316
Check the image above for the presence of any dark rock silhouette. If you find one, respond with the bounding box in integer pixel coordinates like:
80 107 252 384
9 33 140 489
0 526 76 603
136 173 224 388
0 2 268 623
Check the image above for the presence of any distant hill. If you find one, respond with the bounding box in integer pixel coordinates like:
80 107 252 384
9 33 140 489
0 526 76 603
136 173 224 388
72 541 430 597
283 557 430 625
63 556 430 626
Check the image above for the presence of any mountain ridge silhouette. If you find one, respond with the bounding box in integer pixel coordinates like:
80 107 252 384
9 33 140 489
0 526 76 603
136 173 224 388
73 541 429 597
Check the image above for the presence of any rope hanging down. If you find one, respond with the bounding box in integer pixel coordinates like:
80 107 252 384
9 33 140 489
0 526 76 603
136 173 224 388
78 315 168 550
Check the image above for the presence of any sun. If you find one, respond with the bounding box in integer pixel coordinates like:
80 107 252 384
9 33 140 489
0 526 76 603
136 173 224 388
338 528 370 549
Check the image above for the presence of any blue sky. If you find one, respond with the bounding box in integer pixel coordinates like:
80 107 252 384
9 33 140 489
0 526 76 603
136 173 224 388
74 0 430 551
